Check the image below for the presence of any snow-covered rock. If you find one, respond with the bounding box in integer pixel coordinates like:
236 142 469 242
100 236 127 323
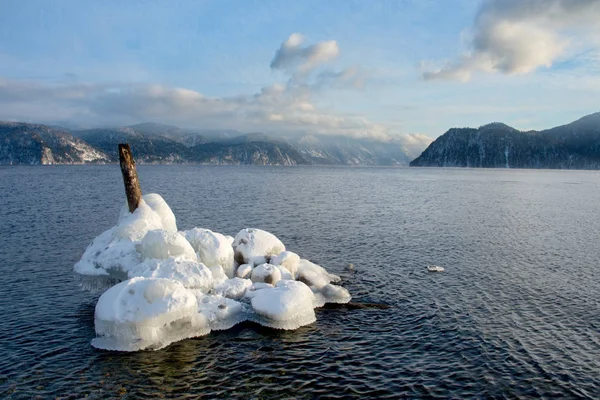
212 278 252 300
197 294 250 331
140 230 196 261
75 194 175 277
250 263 282 285
250 280 317 330
232 228 286 266
271 251 300 278
127 259 213 292
236 263 253 279
76 193 352 352
184 228 235 278
92 277 202 351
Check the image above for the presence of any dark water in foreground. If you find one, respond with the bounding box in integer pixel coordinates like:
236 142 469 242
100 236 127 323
0 166 599 399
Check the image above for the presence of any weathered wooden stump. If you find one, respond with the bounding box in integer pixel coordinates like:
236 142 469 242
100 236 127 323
118 144 142 213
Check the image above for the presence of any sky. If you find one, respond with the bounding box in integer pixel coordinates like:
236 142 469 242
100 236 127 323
1 0 599 146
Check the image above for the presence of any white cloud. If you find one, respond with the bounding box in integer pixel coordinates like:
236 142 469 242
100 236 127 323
423 0 600 81
270 33 340 74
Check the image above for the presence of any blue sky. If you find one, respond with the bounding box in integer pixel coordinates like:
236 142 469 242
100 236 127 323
1 0 599 146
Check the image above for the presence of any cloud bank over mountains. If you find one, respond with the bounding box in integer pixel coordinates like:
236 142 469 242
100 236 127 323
423 0 600 81
0 33 426 147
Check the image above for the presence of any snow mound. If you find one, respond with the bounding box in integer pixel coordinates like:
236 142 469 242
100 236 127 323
232 228 286 266
92 277 201 351
184 228 235 278
75 193 352 351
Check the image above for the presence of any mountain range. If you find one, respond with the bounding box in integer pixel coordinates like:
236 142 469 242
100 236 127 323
0 121 414 166
410 112 600 169
2 112 600 168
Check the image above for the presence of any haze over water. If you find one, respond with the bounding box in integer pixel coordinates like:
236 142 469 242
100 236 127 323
0 165 599 399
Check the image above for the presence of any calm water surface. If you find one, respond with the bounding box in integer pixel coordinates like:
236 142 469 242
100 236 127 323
0 166 599 399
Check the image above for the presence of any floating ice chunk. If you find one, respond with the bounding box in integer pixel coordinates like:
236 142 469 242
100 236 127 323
92 277 201 351
140 230 197 261
127 259 214 292
427 265 445 272
212 278 252 300
251 263 282 285
250 280 317 330
271 251 300 278
184 228 235 278
232 228 285 266
197 294 250 330
236 263 253 279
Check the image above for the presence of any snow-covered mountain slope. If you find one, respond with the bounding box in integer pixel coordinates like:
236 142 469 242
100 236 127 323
0 121 110 165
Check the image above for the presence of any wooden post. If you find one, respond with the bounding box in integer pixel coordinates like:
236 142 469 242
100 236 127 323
118 144 142 213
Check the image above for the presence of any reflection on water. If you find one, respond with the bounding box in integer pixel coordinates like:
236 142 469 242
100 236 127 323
0 166 599 399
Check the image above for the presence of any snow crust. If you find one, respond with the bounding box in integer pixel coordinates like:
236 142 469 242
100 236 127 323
75 193 351 351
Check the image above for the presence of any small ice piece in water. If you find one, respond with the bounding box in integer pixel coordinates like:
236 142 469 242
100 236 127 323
212 278 252 300
236 263 253 279
271 251 300 278
92 277 201 351
427 265 445 272
184 228 235 278
127 259 214 292
232 228 285 266
140 230 197 261
250 280 317 330
251 263 282 285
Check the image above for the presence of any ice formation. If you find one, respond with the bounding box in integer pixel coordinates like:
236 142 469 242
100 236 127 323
75 193 351 351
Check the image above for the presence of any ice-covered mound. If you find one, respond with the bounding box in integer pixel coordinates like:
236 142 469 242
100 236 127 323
250 263 282 284
248 280 317 330
184 228 235 278
92 277 204 351
271 251 300 278
74 194 177 277
127 258 214 292
76 193 352 351
140 230 196 261
232 228 286 265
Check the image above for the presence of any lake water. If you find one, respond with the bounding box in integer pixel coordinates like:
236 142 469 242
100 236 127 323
0 165 599 399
